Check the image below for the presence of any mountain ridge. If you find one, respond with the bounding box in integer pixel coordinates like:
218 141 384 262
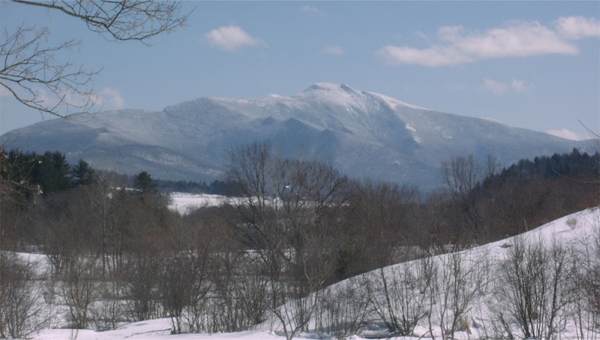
1 83 596 190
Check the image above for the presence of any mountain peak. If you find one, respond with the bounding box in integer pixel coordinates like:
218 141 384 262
301 82 428 112
304 82 357 94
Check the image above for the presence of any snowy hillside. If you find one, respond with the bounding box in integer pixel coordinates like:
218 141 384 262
0 83 595 190
22 207 599 340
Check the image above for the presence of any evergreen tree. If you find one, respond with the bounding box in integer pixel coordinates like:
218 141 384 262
133 171 156 193
71 160 96 186
32 152 72 194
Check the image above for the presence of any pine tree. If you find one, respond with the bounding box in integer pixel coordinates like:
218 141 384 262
33 152 72 193
133 171 156 193
71 160 96 186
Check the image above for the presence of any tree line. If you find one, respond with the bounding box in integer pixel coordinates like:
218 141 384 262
1 149 242 197
0 145 598 338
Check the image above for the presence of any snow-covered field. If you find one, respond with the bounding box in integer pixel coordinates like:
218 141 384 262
21 207 600 339
167 192 301 215
34 319 284 340
168 192 234 214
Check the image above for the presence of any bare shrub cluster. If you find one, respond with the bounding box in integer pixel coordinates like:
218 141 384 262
494 238 573 340
0 253 46 338
313 278 370 338
367 257 433 336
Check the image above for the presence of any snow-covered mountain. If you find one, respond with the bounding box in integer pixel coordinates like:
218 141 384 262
0 83 595 189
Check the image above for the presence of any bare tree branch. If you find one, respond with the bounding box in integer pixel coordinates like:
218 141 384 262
1 1 188 117
0 26 97 117
11 0 188 42
578 119 600 139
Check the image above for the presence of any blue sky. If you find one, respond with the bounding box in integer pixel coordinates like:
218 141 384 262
0 1 599 139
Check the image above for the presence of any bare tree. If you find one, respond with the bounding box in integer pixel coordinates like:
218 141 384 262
0 253 47 338
345 180 421 273
368 256 433 336
61 256 99 329
496 237 573 340
11 0 186 41
428 248 489 340
574 225 600 336
0 26 96 116
158 220 213 334
2 0 187 116
90 272 126 331
205 222 269 333
441 155 484 239
314 277 370 338
227 143 349 339
123 254 160 321
569 243 598 340
588 226 600 318
442 156 477 194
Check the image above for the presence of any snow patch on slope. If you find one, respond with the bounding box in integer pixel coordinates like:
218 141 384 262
405 123 422 143
366 91 429 111
300 82 371 112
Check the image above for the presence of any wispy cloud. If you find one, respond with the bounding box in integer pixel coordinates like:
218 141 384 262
91 87 125 110
483 78 528 95
322 45 344 56
545 128 588 141
35 87 125 112
206 25 260 52
301 5 324 16
379 17 599 67
556 16 600 39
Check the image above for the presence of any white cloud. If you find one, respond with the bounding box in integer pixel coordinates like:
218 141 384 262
510 79 528 93
91 87 125 110
205 25 259 51
322 45 344 56
301 5 324 16
379 20 585 67
379 45 472 67
483 78 529 95
545 128 588 141
453 23 576 57
556 16 600 39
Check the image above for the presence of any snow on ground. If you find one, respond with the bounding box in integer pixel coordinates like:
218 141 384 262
484 206 596 252
168 192 235 214
345 207 599 295
33 319 284 340
366 91 429 111
168 192 303 215
318 207 600 339
24 207 600 339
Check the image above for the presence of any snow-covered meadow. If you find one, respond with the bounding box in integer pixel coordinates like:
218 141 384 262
168 192 233 214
